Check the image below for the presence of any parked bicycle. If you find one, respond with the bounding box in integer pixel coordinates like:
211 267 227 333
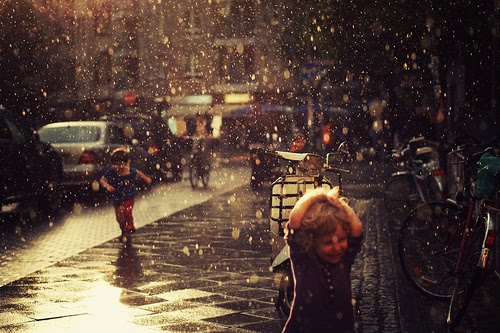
447 148 500 328
268 148 350 317
383 136 445 221
398 146 487 300
189 138 211 188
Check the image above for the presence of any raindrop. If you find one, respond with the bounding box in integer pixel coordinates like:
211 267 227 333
73 202 83 215
248 274 259 284
91 180 100 192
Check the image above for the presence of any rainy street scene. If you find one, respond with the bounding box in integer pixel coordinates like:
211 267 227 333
1 1 499 333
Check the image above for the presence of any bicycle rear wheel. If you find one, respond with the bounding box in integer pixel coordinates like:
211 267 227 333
189 157 201 188
200 160 210 188
447 215 488 329
384 174 418 221
398 201 462 299
276 268 294 318
425 174 445 202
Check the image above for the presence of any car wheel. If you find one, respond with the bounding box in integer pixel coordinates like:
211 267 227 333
172 167 182 182
39 171 64 217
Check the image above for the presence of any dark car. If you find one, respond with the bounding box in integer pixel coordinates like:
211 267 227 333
38 120 153 197
0 106 63 222
101 113 184 182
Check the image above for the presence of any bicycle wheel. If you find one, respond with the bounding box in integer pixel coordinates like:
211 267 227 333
447 215 488 329
189 158 200 189
398 201 462 299
276 268 294 317
384 174 417 220
200 159 210 188
425 174 445 202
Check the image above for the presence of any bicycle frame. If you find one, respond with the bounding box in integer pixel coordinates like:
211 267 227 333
387 156 445 209
391 169 428 203
478 209 496 269
428 199 467 256
453 199 478 274
189 149 211 188
452 199 499 271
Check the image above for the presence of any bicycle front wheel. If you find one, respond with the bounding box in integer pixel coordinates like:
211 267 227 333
447 215 488 329
189 159 201 189
399 201 462 299
200 162 210 188
276 268 294 318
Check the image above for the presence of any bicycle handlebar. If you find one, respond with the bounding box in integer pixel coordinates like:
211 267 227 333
252 148 352 175
326 166 351 174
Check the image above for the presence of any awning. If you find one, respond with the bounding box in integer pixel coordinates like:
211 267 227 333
212 103 294 117
207 104 251 116
165 103 294 118
164 104 211 117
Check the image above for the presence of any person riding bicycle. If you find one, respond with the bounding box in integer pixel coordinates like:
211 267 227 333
191 113 212 156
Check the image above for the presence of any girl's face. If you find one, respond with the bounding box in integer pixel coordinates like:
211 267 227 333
314 225 348 264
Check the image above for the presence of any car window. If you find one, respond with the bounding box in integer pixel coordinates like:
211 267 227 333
0 117 11 140
39 126 101 143
4 117 25 143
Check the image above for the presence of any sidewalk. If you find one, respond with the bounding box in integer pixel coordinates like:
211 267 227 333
0 183 281 332
1 160 499 332
0 163 401 333
0 164 250 286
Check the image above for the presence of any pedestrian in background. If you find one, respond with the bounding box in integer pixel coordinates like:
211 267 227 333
282 187 364 333
100 147 152 242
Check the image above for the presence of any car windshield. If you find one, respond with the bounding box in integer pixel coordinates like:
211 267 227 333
39 126 101 143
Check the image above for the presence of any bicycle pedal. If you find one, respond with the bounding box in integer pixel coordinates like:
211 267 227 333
420 275 438 285
408 194 419 201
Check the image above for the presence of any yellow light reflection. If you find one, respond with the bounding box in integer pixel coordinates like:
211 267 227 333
46 280 154 332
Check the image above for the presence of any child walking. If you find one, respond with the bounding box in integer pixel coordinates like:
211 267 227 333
283 186 363 333
100 148 152 241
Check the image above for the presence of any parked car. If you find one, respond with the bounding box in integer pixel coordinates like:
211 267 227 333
37 120 153 198
0 106 63 222
101 113 184 182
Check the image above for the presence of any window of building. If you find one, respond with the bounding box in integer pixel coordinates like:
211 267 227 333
94 3 112 36
125 57 139 83
218 44 254 84
95 51 112 85
184 8 201 35
223 0 255 38
185 53 203 78
124 17 139 50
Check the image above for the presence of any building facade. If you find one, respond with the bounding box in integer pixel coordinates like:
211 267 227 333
43 0 291 119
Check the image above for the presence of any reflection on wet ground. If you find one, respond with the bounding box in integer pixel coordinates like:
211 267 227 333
0 167 284 332
1 162 499 332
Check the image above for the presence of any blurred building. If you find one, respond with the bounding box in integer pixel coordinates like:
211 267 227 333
40 0 291 120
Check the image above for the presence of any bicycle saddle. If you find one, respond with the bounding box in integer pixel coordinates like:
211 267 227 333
275 151 312 161
275 151 324 174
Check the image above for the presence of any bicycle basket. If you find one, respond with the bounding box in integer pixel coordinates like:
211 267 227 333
269 175 333 262
474 152 500 199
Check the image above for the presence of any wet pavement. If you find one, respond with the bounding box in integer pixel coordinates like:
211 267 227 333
0 160 499 332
